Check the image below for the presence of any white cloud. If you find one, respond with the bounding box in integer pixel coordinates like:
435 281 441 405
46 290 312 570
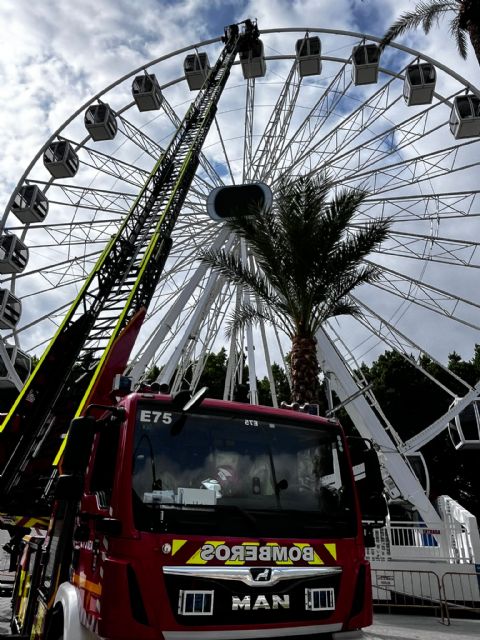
1 0 480 397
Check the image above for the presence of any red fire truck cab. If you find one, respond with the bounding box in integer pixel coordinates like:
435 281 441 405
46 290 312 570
18 389 386 640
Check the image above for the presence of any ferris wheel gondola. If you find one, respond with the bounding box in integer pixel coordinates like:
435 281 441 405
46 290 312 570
1 26 480 526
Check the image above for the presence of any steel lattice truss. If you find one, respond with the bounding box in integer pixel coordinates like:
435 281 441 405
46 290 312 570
1 27 480 469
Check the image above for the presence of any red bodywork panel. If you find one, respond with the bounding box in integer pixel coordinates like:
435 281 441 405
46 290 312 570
72 394 372 639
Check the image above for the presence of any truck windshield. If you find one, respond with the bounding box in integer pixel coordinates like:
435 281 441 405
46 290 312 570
131 404 357 537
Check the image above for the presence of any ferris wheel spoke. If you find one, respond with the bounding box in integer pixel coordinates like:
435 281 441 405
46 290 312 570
242 78 256 182
3 299 75 342
129 226 234 382
117 111 220 197
170 282 233 393
17 273 94 302
275 69 402 183
211 117 236 184
160 94 225 189
0 250 101 287
331 138 480 196
61 137 149 188
251 60 302 182
366 267 480 332
318 97 458 181
117 112 166 160
269 61 352 180
358 190 480 224
374 229 480 268
31 181 135 214
350 295 471 394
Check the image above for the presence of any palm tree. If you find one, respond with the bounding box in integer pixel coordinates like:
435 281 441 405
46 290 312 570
380 1 480 66
200 174 390 405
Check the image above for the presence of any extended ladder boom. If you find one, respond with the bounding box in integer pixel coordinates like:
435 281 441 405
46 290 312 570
0 20 261 517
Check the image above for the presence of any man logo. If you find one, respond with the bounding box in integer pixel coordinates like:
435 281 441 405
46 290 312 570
250 568 271 582
232 594 290 611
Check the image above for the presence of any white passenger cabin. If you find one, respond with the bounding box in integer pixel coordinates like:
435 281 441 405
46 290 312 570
184 53 210 91
351 44 380 85
43 141 79 179
403 63 436 106
0 289 21 330
11 185 49 224
132 74 163 111
0 344 31 389
240 39 266 79
84 104 118 141
0 235 28 274
449 95 480 139
449 399 480 450
296 36 321 77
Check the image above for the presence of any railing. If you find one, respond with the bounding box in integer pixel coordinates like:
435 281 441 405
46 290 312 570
371 568 446 622
371 567 480 624
441 571 480 622
366 519 477 564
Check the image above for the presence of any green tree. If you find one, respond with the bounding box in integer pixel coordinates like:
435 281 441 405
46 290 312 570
200 174 390 404
380 1 480 66
144 364 161 384
257 362 292 406
197 348 228 399
361 348 480 520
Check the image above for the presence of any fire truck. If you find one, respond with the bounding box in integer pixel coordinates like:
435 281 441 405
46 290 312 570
0 18 386 639
8 376 387 640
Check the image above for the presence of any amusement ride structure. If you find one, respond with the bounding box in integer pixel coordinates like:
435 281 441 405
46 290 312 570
1 21 480 603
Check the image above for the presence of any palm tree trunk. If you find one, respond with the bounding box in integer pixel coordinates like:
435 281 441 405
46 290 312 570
290 335 320 404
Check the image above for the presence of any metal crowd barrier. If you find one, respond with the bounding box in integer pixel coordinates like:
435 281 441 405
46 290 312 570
372 567 480 625
372 568 446 623
441 571 480 623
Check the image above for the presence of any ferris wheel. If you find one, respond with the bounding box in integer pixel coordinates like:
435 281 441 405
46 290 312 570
1 27 480 518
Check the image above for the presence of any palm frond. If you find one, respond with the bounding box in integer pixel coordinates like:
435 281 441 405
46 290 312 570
327 298 362 319
225 302 289 339
310 264 380 329
331 217 391 265
380 1 457 48
199 248 282 309
203 173 391 349
449 13 468 58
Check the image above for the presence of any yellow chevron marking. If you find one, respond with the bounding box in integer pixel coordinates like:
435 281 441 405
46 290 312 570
172 539 187 556
186 540 225 565
325 543 337 560
72 572 102 596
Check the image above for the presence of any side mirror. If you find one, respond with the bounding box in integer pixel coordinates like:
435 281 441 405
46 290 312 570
349 440 388 528
62 415 97 475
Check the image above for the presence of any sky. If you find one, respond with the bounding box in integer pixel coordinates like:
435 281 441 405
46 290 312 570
1 0 480 393
1 0 478 194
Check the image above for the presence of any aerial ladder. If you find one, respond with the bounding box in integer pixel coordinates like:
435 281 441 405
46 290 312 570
0 19 260 521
